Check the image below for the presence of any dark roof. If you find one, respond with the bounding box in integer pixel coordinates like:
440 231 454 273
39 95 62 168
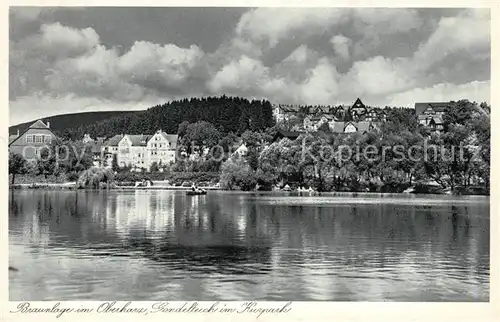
273 130 304 141
351 98 366 110
278 105 301 113
103 134 124 146
158 132 179 149
414 102 452 116
127 134 152 146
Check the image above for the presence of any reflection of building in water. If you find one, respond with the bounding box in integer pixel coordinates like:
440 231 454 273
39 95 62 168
107 191 176 238
25 210 50 247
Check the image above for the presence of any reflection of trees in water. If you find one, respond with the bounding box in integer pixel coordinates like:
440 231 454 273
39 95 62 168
257 201 489 277
9 191 489 280
9 191 273 275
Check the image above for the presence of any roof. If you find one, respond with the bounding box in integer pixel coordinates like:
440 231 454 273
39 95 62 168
430 116 444 124
273 130 303 141
351 98 366 110
8 119 57 146
309 115 327 122
127 134 152 146
104 134 124 146
29 120 49 129
356 121 371 133
330 121 373 133
330 122 345 133
278 105 301 113
86 140 103 153
158 132 179 149
415 102 452 116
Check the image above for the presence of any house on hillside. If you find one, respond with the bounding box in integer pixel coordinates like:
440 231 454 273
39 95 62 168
102 134 124 155
8 120 58 161
117 131 178 170
303 115 333 132
146 130 178 169
117 134 152 170
232 143 248 158
82 134 94 144
328 121 375 134
415 102 451 132
349 98 368 120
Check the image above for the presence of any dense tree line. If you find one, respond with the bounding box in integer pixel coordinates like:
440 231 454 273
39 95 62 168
58 96 275 140
220 100 490 193
9 97 490 195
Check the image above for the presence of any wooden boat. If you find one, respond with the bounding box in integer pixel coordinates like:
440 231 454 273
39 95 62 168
186 190 207 196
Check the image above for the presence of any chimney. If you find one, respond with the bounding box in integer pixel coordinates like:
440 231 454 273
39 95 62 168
46 121 50 128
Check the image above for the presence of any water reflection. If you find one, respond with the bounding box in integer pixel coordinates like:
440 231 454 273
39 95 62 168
9 190 489 301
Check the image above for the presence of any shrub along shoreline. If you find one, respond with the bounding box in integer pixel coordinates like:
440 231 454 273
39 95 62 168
9 173 488 195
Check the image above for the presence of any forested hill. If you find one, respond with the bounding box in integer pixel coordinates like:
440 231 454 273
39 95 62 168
9 111 143 136
56 96 276 140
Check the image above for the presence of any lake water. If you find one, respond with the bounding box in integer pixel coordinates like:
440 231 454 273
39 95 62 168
9 190 490 301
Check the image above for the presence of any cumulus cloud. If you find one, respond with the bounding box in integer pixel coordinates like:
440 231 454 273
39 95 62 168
297 58 339 105
9 8 491 124
236 8 349 47
283 45 313 64
341 56 415 96
330 34 350 60
207 55 287 98
414 8 490 69
39 22 100 57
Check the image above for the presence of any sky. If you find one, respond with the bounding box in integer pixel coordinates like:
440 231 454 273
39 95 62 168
9 7 491 125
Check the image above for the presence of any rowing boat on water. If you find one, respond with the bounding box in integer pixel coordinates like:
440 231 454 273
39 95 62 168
186 190 207 196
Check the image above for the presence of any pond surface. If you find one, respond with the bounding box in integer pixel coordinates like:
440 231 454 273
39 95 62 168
9 190 490 301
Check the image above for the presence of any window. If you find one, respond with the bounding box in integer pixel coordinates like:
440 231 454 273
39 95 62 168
26 135 33 143
35 135 43 143
44 135 52 143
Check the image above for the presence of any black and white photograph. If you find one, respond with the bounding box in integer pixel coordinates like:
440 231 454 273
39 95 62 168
7 6 491 304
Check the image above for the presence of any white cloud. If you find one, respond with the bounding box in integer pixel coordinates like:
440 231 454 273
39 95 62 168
8 9 492 123
283 45 312 64
208 55 272 93
40 22 100 58
11 22 209 102
298 58 339 105
236 8 348 47
341 56 415 96
118 41 205 88
414 8 490 69
330 34 350 60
